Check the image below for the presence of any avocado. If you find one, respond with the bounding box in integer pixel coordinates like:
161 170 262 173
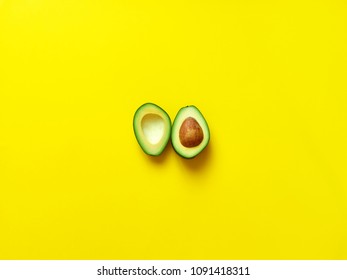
133 103 171 156
171 106 210 158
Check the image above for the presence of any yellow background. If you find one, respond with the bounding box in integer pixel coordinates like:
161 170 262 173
0 0 347 259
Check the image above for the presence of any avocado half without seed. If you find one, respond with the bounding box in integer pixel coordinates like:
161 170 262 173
133 103 171 156
171 106 210 159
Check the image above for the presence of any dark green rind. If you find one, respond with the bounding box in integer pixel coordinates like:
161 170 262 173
173 139 210 159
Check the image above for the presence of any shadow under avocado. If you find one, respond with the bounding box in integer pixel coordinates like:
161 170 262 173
147 142 172 164
178 141 213 172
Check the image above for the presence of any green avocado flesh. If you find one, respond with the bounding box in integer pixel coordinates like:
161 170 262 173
133 103 171 156
171 106 210 158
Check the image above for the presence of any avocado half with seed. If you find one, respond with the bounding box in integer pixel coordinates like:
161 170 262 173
133 103 171 156
171 106 210 159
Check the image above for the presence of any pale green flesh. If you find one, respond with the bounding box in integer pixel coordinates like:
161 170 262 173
141 114 165 145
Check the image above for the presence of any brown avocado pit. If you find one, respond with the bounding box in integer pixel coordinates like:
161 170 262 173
179 117 204 148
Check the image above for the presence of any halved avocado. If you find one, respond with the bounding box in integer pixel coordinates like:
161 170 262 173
133 103 171 156
171 106 210 159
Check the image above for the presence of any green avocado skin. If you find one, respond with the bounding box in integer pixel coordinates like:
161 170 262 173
133 103 171 156
173 138 210 159
173 138 209 160
171 105 210 159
